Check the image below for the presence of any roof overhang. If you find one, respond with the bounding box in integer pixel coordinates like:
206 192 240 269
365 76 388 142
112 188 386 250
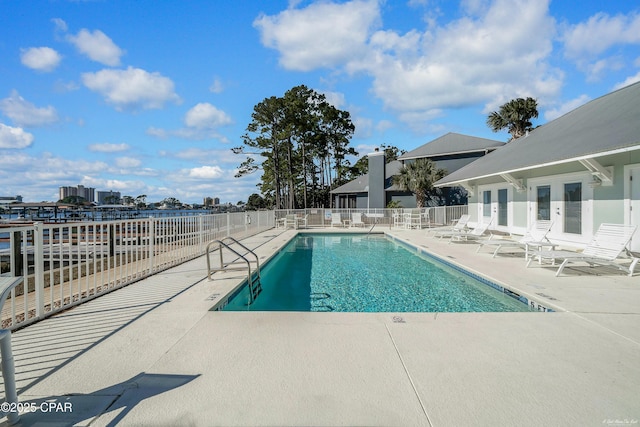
399 147 496 161
435 143 640 188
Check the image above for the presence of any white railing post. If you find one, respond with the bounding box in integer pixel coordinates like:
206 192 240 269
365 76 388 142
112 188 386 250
226 212 231 237
148 216 155 274
33 223 45 319
198 215 204 252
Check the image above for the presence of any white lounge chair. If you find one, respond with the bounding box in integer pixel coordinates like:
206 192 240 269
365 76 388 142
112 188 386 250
476 220 554 258
330 212 342 228
449 220 492 243
431 214 471 239
351 212 366 227
527 223 639 277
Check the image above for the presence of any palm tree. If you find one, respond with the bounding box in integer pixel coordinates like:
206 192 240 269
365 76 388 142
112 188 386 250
487 97 538 141
393 159 447 208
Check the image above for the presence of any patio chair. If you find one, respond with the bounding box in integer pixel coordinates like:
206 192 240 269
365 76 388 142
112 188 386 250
405 209 422 229
351 212 366 228
476 220 554 258
392 210 405 228
448 220 492 243
296 214 308 229
330 212 342 228
526 223 639 277
431 214 470 239
284 214 297 228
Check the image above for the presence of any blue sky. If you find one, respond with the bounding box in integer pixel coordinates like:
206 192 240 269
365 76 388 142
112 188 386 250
1 0 639 204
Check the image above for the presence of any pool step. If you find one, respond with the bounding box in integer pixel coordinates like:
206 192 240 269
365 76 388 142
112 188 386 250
249 276 262 302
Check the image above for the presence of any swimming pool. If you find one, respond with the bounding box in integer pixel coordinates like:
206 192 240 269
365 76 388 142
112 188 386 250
220 233 535 312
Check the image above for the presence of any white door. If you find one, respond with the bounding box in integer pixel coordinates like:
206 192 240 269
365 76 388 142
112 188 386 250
528 173 593 245
479 189 495 227
626 165 640 251
478 186 510 231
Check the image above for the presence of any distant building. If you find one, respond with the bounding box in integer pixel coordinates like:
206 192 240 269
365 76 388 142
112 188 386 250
0 195 22 207
203 197 214 207
59 185 95 203
214 197 220 205
96 190 121 205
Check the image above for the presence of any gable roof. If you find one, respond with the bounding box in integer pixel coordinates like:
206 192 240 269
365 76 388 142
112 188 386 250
331 160 403 194
436 81 640 186
398 132 504 160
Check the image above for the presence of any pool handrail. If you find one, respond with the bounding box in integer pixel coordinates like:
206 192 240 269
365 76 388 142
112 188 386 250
205 238 262 303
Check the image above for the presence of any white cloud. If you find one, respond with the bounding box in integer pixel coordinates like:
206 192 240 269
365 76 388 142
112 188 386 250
582 57 626 82
20 47 62 72
54 80 81 93
88 142 130 153
544 94 591 121
171 147 240 164
187 165 224 179
25 156 110 177
319 90 346 108
52 18 68 33
146 127 168 139
184 103 232 129
375 120 394 133
613 72 640 90
82 67 181 111
0 123 34 148
562 12 640 59
209 77 224 93
254 0 381 71
67 28 124 66
255 0 561 130
148 103 232 141
562 12 640 81
82 176 150 194
367 0 559 117
0 90 59 127
115 157 142 168
353 117 373 139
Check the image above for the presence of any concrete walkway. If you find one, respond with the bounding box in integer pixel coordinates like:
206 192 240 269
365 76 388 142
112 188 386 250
1 227 638 426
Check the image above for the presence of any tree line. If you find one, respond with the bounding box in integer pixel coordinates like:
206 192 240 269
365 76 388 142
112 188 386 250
233 85 357 209
236 85 539 210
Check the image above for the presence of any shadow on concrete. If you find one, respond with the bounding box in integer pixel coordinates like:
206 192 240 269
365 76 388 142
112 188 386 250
4 372 199 426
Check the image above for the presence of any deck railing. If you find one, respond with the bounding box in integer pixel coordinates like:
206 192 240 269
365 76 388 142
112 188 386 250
274 205 468 229
0 211 274 330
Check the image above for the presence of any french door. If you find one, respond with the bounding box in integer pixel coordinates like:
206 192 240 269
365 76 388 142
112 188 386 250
528 173 593 244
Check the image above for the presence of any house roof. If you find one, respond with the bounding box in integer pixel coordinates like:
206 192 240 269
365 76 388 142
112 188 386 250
436 81 640 187
333 132 504 195
398 132 504 160
331 160 402 194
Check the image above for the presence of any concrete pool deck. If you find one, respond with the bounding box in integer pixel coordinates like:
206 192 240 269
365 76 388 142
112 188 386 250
1 227 639 426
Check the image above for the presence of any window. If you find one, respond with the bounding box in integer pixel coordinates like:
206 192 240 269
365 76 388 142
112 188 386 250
537 186 550 221
564 183 582 234
483 191 491 217
498 189 508 226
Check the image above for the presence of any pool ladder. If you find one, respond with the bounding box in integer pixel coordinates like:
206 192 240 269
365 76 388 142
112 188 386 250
206 237 262 304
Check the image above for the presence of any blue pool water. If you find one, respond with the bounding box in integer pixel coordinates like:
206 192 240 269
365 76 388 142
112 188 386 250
221 234 533 312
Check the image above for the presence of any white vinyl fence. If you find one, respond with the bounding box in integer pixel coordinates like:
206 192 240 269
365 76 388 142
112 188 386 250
0 211 273 330
274 205 468 229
